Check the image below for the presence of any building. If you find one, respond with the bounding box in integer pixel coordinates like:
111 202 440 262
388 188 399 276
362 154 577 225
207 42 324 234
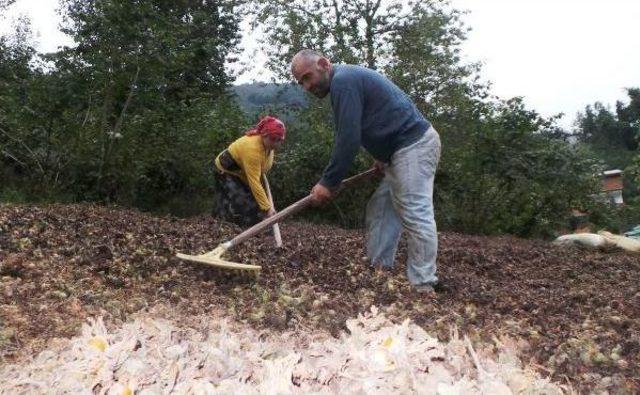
602 169 623 205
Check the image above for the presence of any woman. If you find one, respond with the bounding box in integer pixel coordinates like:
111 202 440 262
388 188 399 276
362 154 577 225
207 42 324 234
213 116 286 227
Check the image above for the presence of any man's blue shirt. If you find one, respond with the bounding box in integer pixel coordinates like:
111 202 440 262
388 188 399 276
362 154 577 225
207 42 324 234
320 64 430 188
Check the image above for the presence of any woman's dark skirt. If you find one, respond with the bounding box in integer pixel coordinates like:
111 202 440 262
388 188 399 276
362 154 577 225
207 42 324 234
213 172 263 227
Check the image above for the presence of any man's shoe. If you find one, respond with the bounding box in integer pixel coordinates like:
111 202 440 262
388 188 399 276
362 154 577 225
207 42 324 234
432 282 447 293
372 262 392 276
414 284 435 294
414 282 446 294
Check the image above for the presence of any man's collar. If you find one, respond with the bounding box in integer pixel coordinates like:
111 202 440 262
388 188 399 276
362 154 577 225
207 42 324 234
329 64 337 87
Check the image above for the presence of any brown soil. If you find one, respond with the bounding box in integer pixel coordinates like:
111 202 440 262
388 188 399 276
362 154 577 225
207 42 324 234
1 203 638 393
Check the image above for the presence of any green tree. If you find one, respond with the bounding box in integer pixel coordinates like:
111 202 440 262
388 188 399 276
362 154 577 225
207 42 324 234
617 88 640 148
577 88 639 153
0 0 16 12
438 98 603 237
60 1 243 208
0 18 53 193
619 88 640 204
384 3 483 117
1 1 249 214
576 88 640 207
254 0 422 78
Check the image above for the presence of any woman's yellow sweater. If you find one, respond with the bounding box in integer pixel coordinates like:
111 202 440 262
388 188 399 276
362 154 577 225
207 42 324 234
215 135 274 211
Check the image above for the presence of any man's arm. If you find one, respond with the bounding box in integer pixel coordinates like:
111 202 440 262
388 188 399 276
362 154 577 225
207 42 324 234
319 87 364 189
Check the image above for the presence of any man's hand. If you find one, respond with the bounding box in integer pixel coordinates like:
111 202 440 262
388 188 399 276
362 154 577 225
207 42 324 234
311 183 333 206
373 160 386 175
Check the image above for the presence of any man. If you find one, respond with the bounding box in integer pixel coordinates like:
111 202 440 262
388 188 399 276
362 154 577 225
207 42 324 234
291 49 442 293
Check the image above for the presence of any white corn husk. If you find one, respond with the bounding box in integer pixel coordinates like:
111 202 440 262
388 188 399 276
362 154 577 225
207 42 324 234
598 230 640 252
553 231 640 253
0 306 566 394
552 233 612 249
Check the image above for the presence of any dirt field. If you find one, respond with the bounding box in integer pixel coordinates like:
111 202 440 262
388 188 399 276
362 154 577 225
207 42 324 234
1 203 639 393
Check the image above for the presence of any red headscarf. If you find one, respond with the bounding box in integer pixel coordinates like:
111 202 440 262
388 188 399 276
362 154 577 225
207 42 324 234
245 116 286 140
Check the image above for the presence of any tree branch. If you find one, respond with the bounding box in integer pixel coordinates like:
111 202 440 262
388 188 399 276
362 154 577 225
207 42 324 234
1 149 27 167
81 94 92 127
0 126 45 174
112 64 140 137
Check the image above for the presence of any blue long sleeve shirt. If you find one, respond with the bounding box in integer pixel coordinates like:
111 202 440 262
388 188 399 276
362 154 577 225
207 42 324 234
320 64 430 188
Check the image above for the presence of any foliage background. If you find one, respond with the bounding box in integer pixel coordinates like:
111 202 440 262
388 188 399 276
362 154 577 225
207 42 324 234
1 0 639 236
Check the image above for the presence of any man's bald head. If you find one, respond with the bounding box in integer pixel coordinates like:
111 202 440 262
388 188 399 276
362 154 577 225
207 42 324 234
291 49 324 75
290 49 333 98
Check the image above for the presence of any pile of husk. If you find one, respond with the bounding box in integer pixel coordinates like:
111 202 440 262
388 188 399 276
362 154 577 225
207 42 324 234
0 306 563 394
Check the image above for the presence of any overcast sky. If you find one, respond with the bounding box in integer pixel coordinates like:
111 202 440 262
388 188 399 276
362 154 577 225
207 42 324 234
1 0 639 129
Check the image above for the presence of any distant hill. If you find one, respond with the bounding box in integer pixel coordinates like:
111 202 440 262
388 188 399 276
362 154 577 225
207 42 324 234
231 82 308 116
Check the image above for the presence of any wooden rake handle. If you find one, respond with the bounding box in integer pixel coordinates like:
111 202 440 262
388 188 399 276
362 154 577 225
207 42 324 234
262 174 283 248
228 168 378 248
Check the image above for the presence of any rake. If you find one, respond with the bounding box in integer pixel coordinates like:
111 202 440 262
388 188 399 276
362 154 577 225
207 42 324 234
176 168 377 270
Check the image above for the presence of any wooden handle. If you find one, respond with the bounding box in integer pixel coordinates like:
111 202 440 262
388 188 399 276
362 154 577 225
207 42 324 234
262 174 283 248
229 168 377 247
335 167 377 192
229 195 312 247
